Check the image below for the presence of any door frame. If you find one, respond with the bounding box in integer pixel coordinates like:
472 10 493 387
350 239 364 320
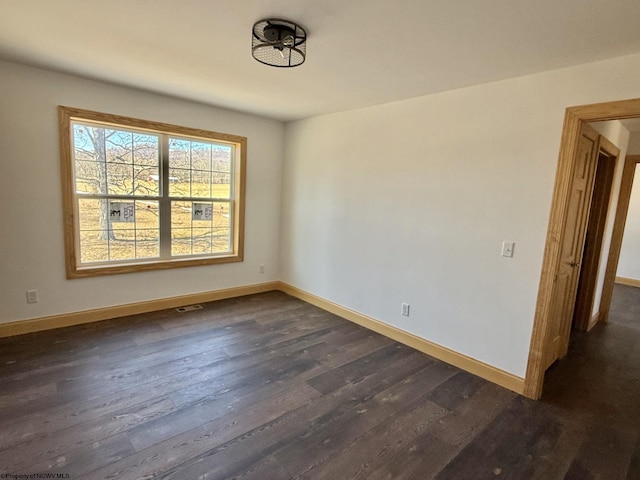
523 97 640 400
599 154 640 321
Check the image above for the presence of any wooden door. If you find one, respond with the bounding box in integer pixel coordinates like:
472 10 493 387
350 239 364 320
544 123 600 369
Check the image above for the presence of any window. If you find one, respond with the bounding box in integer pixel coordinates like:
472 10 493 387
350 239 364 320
59 106 246 278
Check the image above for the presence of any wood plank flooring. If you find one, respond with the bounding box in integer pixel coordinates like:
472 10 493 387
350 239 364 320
0 288 639 479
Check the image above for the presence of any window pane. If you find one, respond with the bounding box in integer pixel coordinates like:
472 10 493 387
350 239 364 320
106 129 133 164
136 200 159 228
172 228 217 256
213 201 231 252
73 124 107 195
169 138 190 169
213 174 231 199
107 163 134 195
73 124 97 159
134 134 159 167
134 166 159 196
169 168 191 198
171 201 192 228
135 201 160 259
79 230 109 263
133 133 159 196
171 201 231 256
171 228 192 256
171 200 194 256
192 228 212 254
191 141 211 171
77 196 109 263
192 170 211 198
73 123 159 198
78 198 159 262
78 198 108 232
109 226 136 261
133 201 160 259
136 229 159 258
213 229 231 253
213 145 232 173
214 202 231 227
75 160 106 194
168 136 192 199
169 137 233 200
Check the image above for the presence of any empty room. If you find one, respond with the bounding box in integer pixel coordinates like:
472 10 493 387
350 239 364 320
2 1 640 478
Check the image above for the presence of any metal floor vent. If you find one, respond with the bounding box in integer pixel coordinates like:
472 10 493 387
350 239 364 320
176 304 203 313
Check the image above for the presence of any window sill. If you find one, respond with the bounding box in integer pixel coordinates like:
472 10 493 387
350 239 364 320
67 253 243 279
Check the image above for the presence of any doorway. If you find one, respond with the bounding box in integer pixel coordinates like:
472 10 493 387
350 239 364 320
524 98 640 400
572 138 619 332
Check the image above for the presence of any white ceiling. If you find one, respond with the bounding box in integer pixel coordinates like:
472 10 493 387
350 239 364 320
2 0 640 121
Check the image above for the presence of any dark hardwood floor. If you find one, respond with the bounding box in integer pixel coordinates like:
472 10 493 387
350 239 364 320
0 287 639 479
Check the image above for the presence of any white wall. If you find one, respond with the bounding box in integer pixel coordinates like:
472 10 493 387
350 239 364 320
281 53 640 377
617 132 640 280
628 133 640 155
0 61 285 324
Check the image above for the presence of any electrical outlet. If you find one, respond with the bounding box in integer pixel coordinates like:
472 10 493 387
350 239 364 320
26 290 38 304
401 303 410 317
259 264 265 274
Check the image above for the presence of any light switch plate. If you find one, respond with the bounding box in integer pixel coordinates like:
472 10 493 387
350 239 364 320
501 241 515 258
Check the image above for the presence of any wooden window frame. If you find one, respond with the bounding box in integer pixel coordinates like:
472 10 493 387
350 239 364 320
59 106 246 279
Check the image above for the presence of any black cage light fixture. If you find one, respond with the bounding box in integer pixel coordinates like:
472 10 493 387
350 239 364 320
252 18 307 67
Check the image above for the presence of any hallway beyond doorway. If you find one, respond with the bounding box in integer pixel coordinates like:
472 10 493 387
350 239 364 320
542 284 640 478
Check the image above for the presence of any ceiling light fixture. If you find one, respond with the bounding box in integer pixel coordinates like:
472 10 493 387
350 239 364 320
252 18 307 67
